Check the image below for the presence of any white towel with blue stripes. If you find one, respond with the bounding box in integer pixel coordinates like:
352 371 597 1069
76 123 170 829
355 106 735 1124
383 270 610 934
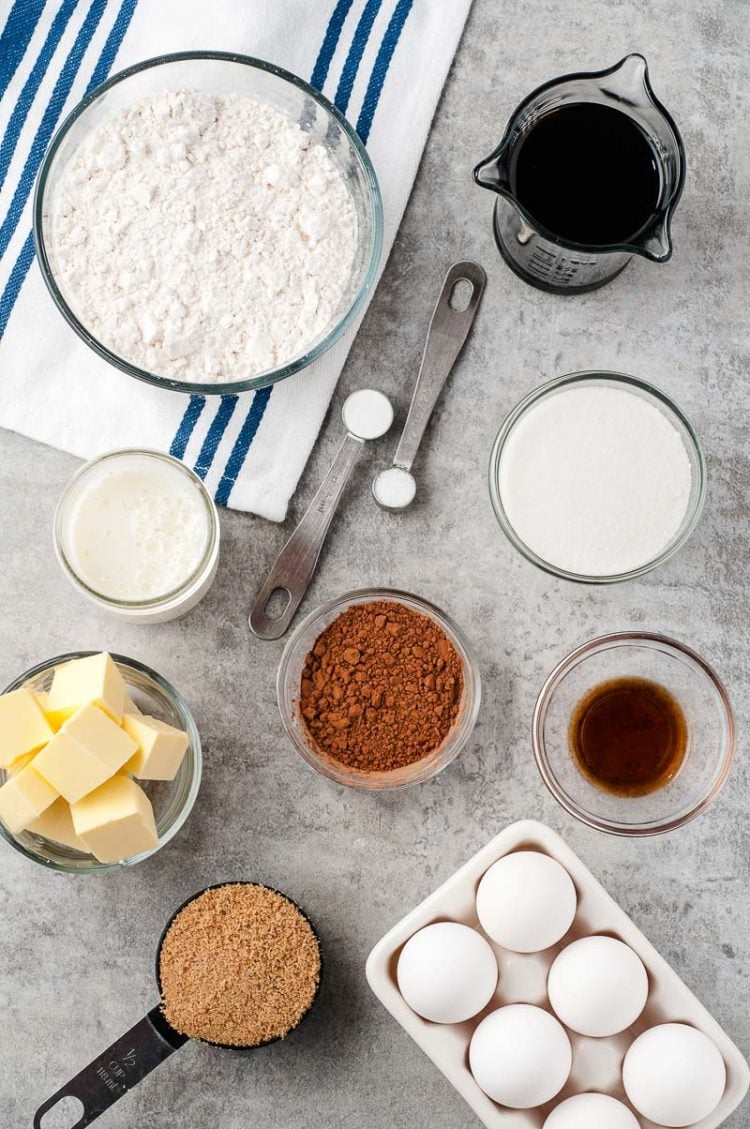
0 0 473 519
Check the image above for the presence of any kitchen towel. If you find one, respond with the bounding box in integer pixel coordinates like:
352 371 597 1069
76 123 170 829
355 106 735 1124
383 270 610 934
0 0 473 519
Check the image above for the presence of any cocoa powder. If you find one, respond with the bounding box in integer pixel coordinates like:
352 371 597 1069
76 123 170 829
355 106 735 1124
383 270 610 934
299 599 464 772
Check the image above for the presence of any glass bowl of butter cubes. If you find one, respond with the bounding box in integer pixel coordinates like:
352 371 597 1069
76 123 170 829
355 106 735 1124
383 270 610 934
0 652 201 872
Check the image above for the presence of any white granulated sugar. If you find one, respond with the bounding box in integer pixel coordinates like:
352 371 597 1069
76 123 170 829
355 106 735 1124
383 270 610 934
498 386 693 576
373 466 417 508
50 89 358 382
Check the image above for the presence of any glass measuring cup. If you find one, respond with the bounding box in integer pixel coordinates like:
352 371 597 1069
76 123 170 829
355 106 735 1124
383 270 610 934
33 882 322 1127
473 54 685 293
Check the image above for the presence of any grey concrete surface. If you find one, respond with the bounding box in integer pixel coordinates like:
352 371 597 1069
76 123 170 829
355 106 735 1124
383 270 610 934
2 1 749 1126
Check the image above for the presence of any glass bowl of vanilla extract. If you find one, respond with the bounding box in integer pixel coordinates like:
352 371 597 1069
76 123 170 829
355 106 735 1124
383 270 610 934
532 632 735 837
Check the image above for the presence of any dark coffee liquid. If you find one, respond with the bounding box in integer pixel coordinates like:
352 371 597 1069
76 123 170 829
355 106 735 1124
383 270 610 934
569 677 687 797
510 103 661 246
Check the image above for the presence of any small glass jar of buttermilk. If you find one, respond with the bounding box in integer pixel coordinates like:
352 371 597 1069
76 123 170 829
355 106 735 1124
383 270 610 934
54 449 220 623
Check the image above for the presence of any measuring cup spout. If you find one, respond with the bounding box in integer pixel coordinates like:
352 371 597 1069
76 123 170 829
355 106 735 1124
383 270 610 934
636 216 674 262
602 52 651 104
472 144 511 197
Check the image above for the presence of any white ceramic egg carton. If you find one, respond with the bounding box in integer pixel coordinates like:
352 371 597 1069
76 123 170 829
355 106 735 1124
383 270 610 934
366 820 749 1129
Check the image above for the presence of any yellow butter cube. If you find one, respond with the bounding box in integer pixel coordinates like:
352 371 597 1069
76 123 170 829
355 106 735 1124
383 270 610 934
34 690 63 732
62 703 137 768
7 751 36 775
33 706 136 804
0 764 58 833
47 653 127 725
33 732 112 803
71 776 158 863
0 689 54 768
123 715 189 781
28 797 87 851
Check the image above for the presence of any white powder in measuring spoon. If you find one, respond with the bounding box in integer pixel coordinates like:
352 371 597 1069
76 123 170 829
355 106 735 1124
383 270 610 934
49 90 357 382
498 385 694 576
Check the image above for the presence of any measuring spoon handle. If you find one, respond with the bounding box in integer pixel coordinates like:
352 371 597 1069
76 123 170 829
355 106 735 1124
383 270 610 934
249 431 365 639
393 261 486 470
33 1006 187 1127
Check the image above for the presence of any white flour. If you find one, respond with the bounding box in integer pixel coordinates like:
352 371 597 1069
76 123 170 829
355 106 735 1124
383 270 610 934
49 90 358 382
498 385 694 576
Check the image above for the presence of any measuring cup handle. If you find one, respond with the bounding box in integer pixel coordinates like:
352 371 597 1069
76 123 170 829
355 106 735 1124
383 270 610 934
249 431 365 640
33 1006 187 1128
393 260 486 471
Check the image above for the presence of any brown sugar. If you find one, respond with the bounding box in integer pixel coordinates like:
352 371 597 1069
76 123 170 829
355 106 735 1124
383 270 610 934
299 599 464 772
159 884 320 1047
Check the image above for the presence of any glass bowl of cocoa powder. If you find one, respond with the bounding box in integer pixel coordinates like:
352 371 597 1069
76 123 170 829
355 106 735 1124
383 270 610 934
277 589 481 790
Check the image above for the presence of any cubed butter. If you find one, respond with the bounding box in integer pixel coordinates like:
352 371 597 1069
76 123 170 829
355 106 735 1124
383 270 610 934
28 797 87 851
33 705 136 804
7 751 36 775
47 653 126 725
34 690 63 732
62 703 137 769
33 732 112 803
0 688 54 768
71 776 158 863
123 714 189 781
0 764 58 834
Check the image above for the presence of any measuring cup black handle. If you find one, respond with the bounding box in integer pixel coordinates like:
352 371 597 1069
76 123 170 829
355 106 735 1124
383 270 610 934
33 1005 187 1127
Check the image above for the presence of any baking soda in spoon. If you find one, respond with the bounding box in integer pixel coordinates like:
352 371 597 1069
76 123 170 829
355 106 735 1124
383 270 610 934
498 384 694 576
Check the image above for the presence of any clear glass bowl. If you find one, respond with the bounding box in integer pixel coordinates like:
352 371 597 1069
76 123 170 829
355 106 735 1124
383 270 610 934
0 653 201 871
533 632 735 836
277 589 482 790
53 449 220 623
33 51 383 395
489 371 706 583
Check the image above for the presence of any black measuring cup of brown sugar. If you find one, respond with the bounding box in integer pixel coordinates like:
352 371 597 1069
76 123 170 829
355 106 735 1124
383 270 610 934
33 882 322 1128
473 53 685 293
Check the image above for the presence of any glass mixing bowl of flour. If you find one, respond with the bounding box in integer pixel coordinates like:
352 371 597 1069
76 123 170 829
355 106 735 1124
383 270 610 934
34 52 383 394
489 371 706 583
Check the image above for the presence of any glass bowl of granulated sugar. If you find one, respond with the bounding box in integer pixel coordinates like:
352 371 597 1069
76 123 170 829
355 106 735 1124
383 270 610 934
489 370 706 583
34 52 383 395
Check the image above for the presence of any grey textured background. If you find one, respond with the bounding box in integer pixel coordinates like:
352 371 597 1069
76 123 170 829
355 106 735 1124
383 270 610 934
2 0 749 1125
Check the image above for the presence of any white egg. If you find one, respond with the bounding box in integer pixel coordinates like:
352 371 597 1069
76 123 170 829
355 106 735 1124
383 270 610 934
469 1004 572 1108
476 851 577 953
396 922 498 1023
623 1023 726 1127
547 936 649 1036
543 1093 641 1129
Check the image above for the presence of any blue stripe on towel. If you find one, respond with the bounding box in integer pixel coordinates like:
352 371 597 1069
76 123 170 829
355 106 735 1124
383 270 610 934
334 0 384 114
356 0 414 142
87 0 136 90
0 0 78 195
0 0 46 104
169 394 206 459
214 386 272 507
0 228 33 338
0 0 138 341
0 0 108 263
310 0 355 93
193 394 238 479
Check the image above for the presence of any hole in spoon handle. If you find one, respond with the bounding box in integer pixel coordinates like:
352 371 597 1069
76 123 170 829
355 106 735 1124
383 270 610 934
33 1006 187 1128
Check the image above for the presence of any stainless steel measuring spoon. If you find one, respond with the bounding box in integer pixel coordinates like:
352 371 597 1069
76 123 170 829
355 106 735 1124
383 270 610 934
33 882 322 1128
372 261 486 512
249 388 393 640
